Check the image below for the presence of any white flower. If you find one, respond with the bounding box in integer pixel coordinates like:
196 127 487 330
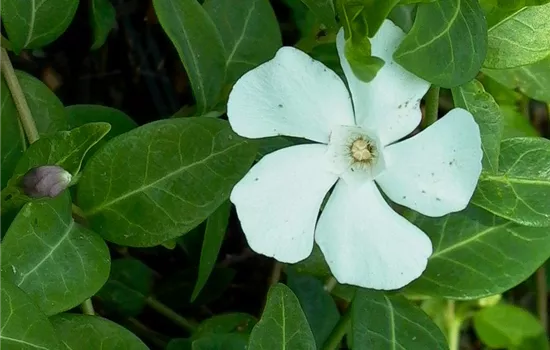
227 20 482 290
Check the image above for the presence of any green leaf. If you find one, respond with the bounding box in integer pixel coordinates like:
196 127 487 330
0 278 61 350
404 206 550 299
484 3 550 69
482 56 550 103
193 334 247 350
248 283 316 350
50 313 149 349
1 0 79 52
154 0 225 114
192 313 256 339
1 76 25 189
66 104 137 162
0 70 67 188
96 258 154 317
191 201 231 301
451 79 503 173
300 0 337 29
393 0 488 87
337 1 388 82
500 105 539 139
204 0 282 83
473 304 548 350
11 122 111 181
16 70 68 135
77 117 256 247
472 137 550 227
286 270 339 348
90 0 117 50
1 192 110 315
351 289 447 350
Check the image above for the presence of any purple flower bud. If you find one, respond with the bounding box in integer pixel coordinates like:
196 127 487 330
21 165 72 198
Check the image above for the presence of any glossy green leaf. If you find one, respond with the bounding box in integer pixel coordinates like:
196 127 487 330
191 201 231 301
96 258 154 317
1 192 110 315
404 206 550 299
484 3 550 69
337 2 386 82
66 105 137 161
473 304 548 350
0 71 67 188
77 118 256 247
248 283 316 350
393 0 488 87
351 289 447 350
452 79 503 173
388 4 417 33
50 313 149 350
90 0 117 50
204 0 282 83
11 122 111 181
300 0 337 29
16 70 68 135
193 334 247 350
0 278 61 350
1 77 25 189
286 270 339 348
472 137 550 227
1 0 79 52
154 0 225 114
192 313 256 339
483 57 550 103
500 105 539 139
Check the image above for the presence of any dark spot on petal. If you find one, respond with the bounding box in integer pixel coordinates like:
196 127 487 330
436 197 441 201
278 104 283 108
254 177 259 181
398 104 403 109
402 196 407 199
421 190 426 194
431 172 435 176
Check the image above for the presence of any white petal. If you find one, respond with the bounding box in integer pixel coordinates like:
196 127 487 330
315 180 432 290
336 20 430 145
231 144 338 263
227 47 355 143
377 108 482 217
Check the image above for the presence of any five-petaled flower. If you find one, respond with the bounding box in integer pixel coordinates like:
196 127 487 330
227 20 482 290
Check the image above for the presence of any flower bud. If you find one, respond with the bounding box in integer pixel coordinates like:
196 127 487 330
21 165 72 198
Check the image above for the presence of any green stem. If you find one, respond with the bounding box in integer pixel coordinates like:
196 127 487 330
323 276 338 292
422 85 441 129
322 306 352 350
446 301 462 350
536 265 548 330
81 299 95 315
1 35 12 51
145 296 197 333
1 48 39 143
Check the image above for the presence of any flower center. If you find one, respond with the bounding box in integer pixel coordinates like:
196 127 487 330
350 138 374 162
326 125 386 183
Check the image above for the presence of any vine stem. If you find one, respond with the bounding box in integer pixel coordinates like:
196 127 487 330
446 300 461 350
269 261 283 286
1 48 39 143
323 276 338 292
536 265 548 330
81 298 95 315
322 306 352 350
422 85 441 129
145 296 197 333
